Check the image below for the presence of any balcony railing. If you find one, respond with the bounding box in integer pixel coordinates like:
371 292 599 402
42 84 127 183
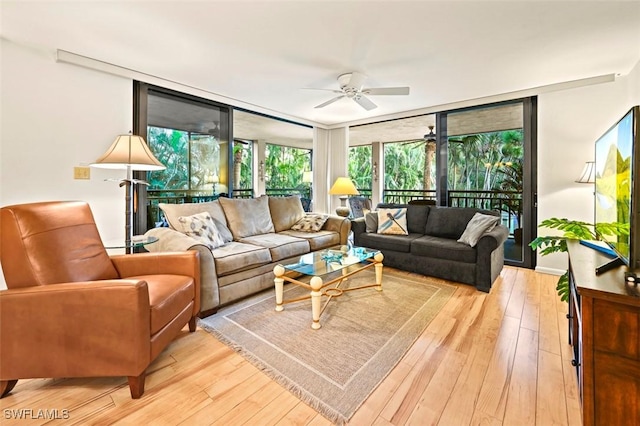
382 189 437 205
147 187 311 227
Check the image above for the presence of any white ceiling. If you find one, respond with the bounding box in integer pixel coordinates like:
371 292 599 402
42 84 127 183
2 1 639 129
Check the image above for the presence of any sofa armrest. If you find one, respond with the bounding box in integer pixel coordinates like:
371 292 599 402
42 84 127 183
476 224 509 252
475 224 509 292
143 227 220 314
322 215 351 245
350 217 366 245
0 281 151 378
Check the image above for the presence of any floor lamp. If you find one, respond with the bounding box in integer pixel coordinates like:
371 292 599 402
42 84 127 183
91 133 165 252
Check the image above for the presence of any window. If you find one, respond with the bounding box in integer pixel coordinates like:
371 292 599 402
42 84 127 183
264 144 312 198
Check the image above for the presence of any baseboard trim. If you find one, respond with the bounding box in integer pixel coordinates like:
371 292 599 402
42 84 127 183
535 266 566 276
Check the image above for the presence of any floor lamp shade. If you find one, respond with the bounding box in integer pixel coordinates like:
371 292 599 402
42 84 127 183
92 134 165 171
91 133 165 251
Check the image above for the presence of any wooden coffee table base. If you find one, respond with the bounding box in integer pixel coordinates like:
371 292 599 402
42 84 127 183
274 252 384 329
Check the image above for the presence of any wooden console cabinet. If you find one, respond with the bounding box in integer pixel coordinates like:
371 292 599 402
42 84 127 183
567 241 640 426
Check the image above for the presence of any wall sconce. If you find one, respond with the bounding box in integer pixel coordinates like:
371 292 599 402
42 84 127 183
576 161 595 183
373 161 378 182
258 160 265 181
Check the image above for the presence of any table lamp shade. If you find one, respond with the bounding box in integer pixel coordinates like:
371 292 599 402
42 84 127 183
92 134 165 170
329 177 359 196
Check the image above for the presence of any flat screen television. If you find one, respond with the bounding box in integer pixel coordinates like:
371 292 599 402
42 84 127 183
594 105 640 273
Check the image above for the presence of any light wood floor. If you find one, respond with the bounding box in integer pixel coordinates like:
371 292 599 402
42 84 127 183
0 266 582 425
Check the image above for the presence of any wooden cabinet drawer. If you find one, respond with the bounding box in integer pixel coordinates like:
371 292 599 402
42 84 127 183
594 352 640 425
593 299 640 360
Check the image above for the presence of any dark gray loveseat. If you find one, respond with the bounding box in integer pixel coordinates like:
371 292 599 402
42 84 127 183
351 204 509 292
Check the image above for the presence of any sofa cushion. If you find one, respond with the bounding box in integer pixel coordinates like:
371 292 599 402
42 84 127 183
211 241 272 276
457 213 500 247
357 232 423 253
411 235 477 263
279 229 341 251
425 207 494 239
291 214 329 232
406 204 430 234
175 211 226 250
239 233 310 262
365 212 378 233
377 208 408 235
159 201 228 230
268 196 306 232
219 195 275 239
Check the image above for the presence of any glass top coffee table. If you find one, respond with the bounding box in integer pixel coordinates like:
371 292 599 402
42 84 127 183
273 245 384 329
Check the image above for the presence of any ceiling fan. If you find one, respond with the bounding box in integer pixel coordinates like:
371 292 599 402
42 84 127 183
311 72 410 111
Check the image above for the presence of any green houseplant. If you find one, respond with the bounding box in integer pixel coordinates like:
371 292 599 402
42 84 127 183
529 218 628 301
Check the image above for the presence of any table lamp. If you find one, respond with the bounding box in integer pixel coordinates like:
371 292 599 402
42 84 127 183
91 132 165 251
329 177 359 217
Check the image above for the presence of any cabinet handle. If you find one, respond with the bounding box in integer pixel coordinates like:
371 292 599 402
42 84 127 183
571 359 580 367
566 314 573 319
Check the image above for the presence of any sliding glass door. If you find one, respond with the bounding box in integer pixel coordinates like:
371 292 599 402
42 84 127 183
437 98 537 268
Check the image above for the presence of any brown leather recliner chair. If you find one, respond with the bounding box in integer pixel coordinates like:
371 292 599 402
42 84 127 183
0 201 200 399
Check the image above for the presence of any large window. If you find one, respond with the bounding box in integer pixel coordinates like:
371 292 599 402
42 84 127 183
135 83 231 229
264 144 312 198
348 145 373 197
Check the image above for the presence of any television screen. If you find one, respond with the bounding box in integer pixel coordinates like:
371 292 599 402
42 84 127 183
594 106 637 265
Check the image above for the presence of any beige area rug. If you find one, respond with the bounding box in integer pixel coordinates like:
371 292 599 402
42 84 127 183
198 268 456 424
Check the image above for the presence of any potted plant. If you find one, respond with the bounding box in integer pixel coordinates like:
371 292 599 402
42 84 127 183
529 218 628 301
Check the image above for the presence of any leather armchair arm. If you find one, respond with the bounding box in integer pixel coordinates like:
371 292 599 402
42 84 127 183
110 251 199 279
110 251 200 317
0 281 150 379
144 228 220 314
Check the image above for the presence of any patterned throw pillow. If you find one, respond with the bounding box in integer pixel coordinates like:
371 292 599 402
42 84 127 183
377 208 408 235
457 213 500 247
291 214 329 232
176 212 226 250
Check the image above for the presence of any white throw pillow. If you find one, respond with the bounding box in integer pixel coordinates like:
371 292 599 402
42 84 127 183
176 211 226 250
457 213 500 247
377 208 408 235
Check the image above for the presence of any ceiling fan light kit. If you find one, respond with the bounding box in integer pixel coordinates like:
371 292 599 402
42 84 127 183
312 72 410 111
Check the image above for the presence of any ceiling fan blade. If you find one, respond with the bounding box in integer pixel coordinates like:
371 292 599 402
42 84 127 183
364 87 410 96
303 88 344 94
347 72 367 90
315 95 345 109
354 95 377 111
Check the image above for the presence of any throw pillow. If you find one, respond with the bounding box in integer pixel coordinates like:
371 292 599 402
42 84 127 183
365 212 378 233
218 195 275 239
211 217 234 243
291 214 328 232
176 212 226 250
457 212 500 247
268 195 306 232
159 200 228 231
377 208 409 235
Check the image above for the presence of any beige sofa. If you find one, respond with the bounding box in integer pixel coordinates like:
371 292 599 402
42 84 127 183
144 195 350 317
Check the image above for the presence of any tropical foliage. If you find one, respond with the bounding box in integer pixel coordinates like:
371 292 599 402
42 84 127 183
348 145 373 190
264 144 312 191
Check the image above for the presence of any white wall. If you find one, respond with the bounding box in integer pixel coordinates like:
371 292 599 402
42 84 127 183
536 61 639 273
0 40 134 289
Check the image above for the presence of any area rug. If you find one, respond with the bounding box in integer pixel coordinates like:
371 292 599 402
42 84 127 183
198 268 456 424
